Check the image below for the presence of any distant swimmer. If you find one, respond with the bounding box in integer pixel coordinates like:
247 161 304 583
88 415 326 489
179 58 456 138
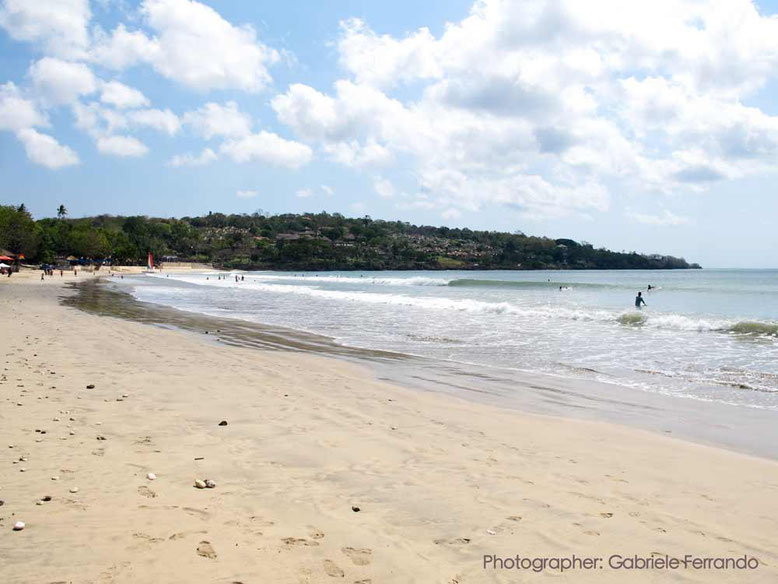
635 291 647 309
647 284 653 291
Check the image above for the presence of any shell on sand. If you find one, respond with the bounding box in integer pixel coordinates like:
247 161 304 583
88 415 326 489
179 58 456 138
13 521 25 531
69 487 79 494
147 472 156 480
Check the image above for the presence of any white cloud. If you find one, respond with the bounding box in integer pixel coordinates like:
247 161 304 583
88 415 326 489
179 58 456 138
92 0 279 92
29 57 97 105
15 128 78 168
627 209 690 226
271 0 778 219
99 80 149 109
0 0 90 59
72 101 128 138
182 101 251 139
220 131 312 168
321 185 334 196
96 134 149 157
91 24 159 69
168 147 217 167
129 108 180 135
0 82 48 131
296 188 313 198
236 189 259 198
373 177 395 199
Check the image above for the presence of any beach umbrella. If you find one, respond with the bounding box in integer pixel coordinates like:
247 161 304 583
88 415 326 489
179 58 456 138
0 255 13 261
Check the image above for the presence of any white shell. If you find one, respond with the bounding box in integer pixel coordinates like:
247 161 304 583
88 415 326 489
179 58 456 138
146 473 156 480
69 487 79 494
13 521 25 530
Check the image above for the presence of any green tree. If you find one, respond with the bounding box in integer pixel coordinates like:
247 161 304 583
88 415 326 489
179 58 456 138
57 204 68 219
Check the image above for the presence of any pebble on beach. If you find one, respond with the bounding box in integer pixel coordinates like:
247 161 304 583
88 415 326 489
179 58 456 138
69 487 79 494
147 472 156 480
86 384 95 389
351 505 361 512
204 479 216 489
13 521 25 531
194 479 206 489
218 420 228 426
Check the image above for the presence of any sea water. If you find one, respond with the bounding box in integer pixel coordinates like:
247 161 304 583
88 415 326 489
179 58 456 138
125 269 778 411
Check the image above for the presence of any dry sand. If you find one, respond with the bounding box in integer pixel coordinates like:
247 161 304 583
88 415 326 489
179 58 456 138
1 269 778 583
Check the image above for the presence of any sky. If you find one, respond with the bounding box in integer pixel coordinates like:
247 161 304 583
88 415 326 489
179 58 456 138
1 0 778 268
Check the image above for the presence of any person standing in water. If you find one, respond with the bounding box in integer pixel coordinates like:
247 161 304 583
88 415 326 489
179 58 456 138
635 291 647 309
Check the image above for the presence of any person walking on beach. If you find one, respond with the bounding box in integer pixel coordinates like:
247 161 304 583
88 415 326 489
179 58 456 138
635 291 647 309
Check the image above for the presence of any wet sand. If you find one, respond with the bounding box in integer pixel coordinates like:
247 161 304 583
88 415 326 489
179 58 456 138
2 270 778 583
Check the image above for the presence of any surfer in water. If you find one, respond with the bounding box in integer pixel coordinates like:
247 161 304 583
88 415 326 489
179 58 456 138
635 291 647 309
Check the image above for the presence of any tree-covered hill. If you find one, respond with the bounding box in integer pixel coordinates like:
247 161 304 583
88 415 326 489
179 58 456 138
0 204 701 270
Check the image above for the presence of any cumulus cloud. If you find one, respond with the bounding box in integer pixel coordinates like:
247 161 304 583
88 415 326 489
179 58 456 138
129 108 180 135
96 134 149 157
29 57 97 105
271 0 778 219
296 188 313 198
182 101 251 139
0 0 90 59
220 131 312 168
99 80 149 109
16 128 78 168
0 82 48 131
92 0 279 92
168 147 217 167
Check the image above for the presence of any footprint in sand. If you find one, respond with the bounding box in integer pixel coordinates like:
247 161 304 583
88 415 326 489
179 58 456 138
434 537 471 545
183 507 210 520
168 530 207 540
506 515 522 522
138 486 157 498
282 537 320 547
323 559 344 578
309 527 325 540
196 540 217 559
341 547 372 566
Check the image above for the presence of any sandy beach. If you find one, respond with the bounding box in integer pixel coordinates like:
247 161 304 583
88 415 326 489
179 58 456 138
2 269 778 584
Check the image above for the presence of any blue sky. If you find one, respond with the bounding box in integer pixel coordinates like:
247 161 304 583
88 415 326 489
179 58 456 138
1 0 778 267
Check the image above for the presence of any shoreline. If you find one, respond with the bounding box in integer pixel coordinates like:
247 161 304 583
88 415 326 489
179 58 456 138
2 271 778 582
73 275 778 461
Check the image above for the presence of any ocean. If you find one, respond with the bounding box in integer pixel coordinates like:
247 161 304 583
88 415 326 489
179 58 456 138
123 269 778 411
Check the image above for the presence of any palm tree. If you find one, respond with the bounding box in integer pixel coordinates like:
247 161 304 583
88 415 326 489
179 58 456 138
57 204 68 219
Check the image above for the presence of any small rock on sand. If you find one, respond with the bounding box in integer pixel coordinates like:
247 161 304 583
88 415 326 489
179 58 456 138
86 384 95 389
196 540 217 559
147 473 156 480
69 487 79 494
13 521 25 531
194 479 206 489
204 479 216 488
218 420 228 426
351 505 361 512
